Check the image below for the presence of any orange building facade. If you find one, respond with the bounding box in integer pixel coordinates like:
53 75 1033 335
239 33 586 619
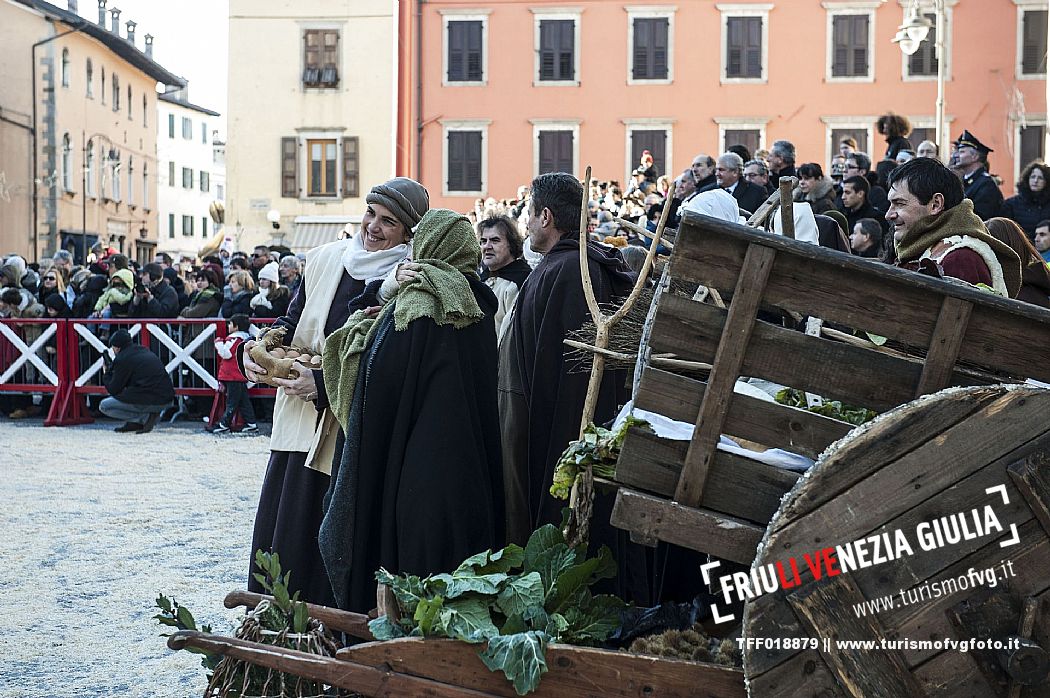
396 0 1048 211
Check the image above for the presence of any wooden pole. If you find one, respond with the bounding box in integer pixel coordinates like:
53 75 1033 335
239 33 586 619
778 177 795 239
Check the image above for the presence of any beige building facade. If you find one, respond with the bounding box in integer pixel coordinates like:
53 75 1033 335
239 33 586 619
226 0 398 252
0 0 183 264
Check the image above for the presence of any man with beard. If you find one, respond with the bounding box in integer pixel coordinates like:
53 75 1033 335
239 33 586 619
888 157 1019 295
949 130 1004 221
499 172 650 604
478 215 531 341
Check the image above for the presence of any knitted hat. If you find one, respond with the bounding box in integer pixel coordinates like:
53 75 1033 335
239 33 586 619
109 330 133 349
258 261 279 283
365 177 430 233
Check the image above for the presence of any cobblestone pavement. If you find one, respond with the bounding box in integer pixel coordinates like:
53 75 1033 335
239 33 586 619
0 419 270 697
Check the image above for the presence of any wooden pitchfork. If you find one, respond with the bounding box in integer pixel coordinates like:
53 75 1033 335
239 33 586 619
564 166 670 548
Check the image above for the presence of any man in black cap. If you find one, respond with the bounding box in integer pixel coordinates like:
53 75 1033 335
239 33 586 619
100 330 176 433
950 130 1004 220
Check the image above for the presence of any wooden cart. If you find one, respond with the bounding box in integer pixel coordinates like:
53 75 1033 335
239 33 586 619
171 210 1050 696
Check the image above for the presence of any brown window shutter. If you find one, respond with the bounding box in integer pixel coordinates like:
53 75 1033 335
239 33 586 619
281 137 298 198
342 136 359 198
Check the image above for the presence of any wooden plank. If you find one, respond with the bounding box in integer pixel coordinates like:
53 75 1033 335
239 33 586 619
650 294 988 413
892 520 1050 667
634 367 852 460
944 586 1018 695
742 593 810 677
341 638 747 698
761 389 1050 564
1009 449 1050 539
775 387 1004 530
675 243 776 508
169 631 492 697
915 297 973 397
610 487 764 565
787 574 926 698
963 304 1050 385
224 590 372 640
913 647 1002 697
744 649 846 697
672 211 1050 367
616 428 799 523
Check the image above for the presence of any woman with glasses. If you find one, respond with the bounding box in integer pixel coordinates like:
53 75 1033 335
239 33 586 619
36 269 72 309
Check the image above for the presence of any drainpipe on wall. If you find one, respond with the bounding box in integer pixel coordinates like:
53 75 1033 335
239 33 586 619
415 0 425 183
31 15 88 263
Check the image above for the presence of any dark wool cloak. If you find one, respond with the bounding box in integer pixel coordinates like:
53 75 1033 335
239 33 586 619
319 277 504 613
499 235 653 605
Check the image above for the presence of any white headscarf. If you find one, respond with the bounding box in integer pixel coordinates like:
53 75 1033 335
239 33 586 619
682 189 745 224
340 228 411 283
771 201 819 245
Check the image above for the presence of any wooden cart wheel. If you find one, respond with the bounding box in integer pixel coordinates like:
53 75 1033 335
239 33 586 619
741 385 1050 697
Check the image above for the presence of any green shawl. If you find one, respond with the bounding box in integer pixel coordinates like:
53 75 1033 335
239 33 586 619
895 199 1022 296
322 209 485 430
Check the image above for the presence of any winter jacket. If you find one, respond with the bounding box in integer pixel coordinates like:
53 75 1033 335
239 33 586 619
1002 192 1050 237
220 289 253 319
795 178 838 215
130 278 180 318
179 287 222 318
214 330 250 382
103 344 175 405
72 275 108 318
94 269 135 314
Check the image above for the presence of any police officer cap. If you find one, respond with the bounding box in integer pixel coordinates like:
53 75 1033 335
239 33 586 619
953 130 993 154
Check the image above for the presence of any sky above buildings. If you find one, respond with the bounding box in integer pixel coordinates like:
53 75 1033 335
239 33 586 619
72 0 229 138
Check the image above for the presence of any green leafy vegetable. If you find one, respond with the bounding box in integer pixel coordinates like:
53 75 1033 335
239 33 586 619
550 416 651 499
371 524 626 695
775 388 877 426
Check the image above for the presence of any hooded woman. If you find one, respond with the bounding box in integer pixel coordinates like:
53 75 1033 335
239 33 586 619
244 177 429 606
319 209 503 613
1002 162 1050 237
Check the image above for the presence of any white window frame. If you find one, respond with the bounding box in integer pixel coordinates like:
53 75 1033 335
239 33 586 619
1014 113 1047 179
86 143 96 198
622 118 674 183
440 119 490 197
127 156 134 207
713 117 769 154
530 119 581 177
61 134 73 193
821 115 878 168
626 5 676 86
899 0 956 82
717 3 772 84
1014 0 1049 79
532 8 583 87
441 9 490 87
142 164 149 210
902 114 955 160
823 1 880 83
294 128 347 201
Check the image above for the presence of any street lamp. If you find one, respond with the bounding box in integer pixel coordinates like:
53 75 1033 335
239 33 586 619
266 209 281 230
894 0 946 160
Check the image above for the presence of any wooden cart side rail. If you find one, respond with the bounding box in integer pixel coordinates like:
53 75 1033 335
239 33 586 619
224 590 373 640
616 427 799 525
167 630 497 698
339 637 747 698
634 367 853 460
672 211 1050 384
650 294 989 413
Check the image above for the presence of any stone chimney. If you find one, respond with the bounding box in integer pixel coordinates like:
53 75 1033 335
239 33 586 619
144 34 154 59
67 0 78 14
125 20 136 45
97 0 106 26
110 7 120 36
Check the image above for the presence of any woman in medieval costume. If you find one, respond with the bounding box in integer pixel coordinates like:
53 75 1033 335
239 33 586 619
243 177 430 606
319 209 504 613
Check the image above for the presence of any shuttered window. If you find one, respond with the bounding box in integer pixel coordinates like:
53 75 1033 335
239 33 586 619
1020 125 1046 176
342 136 359 198
831 128 868 156
447 20 483 82
303 29 340 87
723 129 761 156
1022 10 1048 75
907 14 938 77
726 16 762 79
447 130 483 192
831 14 869 78
538 130 574 174
281 137 298 198
631 130 667 177
538 20 575 82
633 17 669 80
908 127 935 150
